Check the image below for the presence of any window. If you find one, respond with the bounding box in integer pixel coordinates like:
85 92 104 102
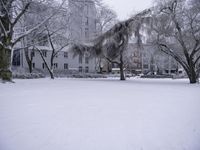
79 54 83 64
38 34 48 46
32 63 35 68
137 64 141 68
85 28 89 39
85 4 89 15
64 63 68 70
143 64 149 69
79 66 83 73
85 57 89 64
64 52 68 58
42 63 45 69
13 50 20 66
31 51 35 57
85 17 89 26
85 67 89 73
134 59 139 63
42 50 47 57
53 63 58 69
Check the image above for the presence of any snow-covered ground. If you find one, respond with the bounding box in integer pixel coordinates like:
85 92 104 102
0 78 200 150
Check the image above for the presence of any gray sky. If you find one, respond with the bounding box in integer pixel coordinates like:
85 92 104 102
103 0 153 20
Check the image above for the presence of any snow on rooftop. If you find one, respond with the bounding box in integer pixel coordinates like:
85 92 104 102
0 78 200 150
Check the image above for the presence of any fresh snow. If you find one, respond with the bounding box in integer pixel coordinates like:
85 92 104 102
0 78 200 150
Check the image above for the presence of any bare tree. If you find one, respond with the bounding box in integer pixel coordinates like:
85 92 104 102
36 27 71 79
150 0 200 83
0 0 65 81
95 4 118 73
32 4 71 79
96 4 118 34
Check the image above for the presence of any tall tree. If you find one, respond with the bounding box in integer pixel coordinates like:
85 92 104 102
150 0 200 83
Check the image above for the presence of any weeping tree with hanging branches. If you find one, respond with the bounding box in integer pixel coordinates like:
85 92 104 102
72 9 151 80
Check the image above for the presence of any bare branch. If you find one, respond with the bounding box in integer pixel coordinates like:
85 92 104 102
158 43 189 70
36 47 54 79
12 0 66 46
103 55 120 65
195 55 200 65
190 40 200 58
12 2 31 27
0 19 8 37
54 43 70 56
0 0 11 20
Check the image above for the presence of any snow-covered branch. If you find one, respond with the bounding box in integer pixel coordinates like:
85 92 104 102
12 2 31 27
12 0 66 46
0 19 8 37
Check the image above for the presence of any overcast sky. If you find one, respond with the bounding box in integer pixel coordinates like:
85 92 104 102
103 0 154 20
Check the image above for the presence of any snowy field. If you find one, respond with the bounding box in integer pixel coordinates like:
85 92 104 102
0 78 200 150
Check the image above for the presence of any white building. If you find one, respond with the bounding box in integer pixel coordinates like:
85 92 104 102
12 0 97 74
13 46 96 73
69 0 97 42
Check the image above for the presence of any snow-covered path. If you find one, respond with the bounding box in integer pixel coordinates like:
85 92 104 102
0 78 200 150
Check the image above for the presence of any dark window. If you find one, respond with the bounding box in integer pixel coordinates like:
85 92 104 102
137 64 141 68
64 52 68 58
85 4 89 15
64 63 68 70
85 67 89 73
42 50 47 57
38 34 48 46
79 55 83 64
85 57 89 64
85 28 89 39
53 63 58 69
32 63 35 68
143 64 148 69
85 17 89 26
31 51 35 57
79 66 83 73
13 50 20 66
42 63 45 69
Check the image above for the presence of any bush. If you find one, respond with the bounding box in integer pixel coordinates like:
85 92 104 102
12 73 45 79
0 70 12 81
141 74 173 78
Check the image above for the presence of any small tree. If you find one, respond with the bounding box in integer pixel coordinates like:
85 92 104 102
33 3 71 79
36 26 71 79
95 4 118 73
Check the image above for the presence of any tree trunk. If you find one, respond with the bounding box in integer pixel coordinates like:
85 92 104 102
0 46 12 81
119 63 125 80
98 58 103 74
185 63 198 84
38 49 54 79
49 69 54 79
188 68 198 84
43 56 54 79
119 53 125 81
24 48 33 73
